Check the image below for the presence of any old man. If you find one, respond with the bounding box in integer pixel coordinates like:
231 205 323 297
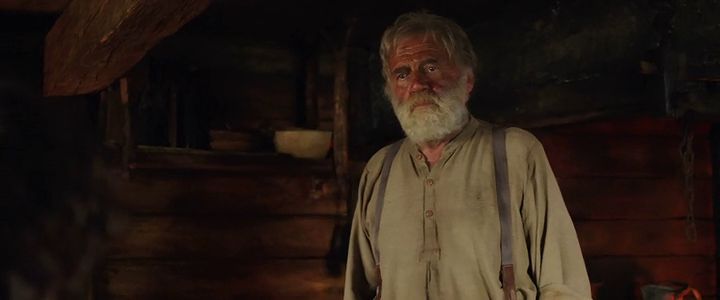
343 12 591 300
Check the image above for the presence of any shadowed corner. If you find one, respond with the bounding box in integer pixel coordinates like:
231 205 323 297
0 80 121 300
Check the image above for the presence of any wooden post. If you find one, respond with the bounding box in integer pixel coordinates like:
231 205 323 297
305 41 319 129
168 87 178 147
328 21 355 276
120 78 135 172
333 23 354 218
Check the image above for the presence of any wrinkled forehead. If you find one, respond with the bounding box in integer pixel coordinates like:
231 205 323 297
390 31 444 53
388 33 451 64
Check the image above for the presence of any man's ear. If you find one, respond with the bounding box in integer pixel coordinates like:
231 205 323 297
464 71 475 102
384 84 393 102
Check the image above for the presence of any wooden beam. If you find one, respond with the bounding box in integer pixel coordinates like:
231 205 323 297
120 77 134 171
108 216 337 259
537 134 712 178
127 146 335 175
115 174 341 215
561 178 713 220
333 23 354 216
44 0 210 96
100 259 343 300
577 220 715 257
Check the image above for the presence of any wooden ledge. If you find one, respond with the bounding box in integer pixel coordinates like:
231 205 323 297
127 146 334 176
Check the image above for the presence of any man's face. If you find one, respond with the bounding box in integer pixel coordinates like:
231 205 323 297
385 34 474 144
386 34 473 107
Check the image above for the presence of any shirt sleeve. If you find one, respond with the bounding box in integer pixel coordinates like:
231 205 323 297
522 141 593 300
343 168 381 300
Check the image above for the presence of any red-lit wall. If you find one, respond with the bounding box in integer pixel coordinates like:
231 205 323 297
534 117 715 299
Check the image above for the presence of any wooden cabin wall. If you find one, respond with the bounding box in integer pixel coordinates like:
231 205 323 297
98 117 716 300
69 8 718 298
144 35 338 146
97 35 717 298
94 28 350 300
533 118 715 299
2 4 717 300
98 166 346 299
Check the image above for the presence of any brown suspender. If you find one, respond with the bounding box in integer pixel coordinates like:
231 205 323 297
372 128 516 300
372 140 403 300
492 127 517 300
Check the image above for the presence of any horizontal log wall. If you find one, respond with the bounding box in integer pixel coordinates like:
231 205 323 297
534 117 716 299
98 117 715 299
98 168 345 299
101 260 343 300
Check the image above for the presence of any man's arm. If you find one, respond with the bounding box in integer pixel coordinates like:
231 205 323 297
521 140 592 300
343 169 381 300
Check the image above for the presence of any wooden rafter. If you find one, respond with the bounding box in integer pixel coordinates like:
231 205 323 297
44 0 210 96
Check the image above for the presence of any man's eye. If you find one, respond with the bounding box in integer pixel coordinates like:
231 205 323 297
396 73 408 80
425 65 438 72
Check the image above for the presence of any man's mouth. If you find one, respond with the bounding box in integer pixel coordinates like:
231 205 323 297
411 100 436 112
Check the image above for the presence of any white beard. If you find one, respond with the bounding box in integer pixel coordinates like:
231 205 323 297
389 78 470 145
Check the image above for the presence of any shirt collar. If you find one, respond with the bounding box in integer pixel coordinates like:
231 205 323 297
407 116 483 163
440 116 481 156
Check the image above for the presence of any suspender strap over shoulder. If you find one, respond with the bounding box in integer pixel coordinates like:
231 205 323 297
372 140 403 264
371 140 403 300
493 127 517 300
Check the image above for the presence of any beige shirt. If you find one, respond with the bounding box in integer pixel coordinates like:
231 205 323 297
343 118 592 300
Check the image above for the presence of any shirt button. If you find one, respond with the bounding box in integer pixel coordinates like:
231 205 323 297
425 209 434 217
426 179 434 186
415 153 424 161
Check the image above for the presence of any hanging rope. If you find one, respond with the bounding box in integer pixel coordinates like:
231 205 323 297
679 116 697 241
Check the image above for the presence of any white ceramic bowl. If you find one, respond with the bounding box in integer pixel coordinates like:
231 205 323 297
274 130 332 159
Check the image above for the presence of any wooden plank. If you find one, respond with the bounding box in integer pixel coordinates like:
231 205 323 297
120 77 134 171
44 0 210 96
535 117 711 137
108 217 336 259
537 134 712 178
577 220 715 256
560 178 713 220
102 87 125 146
588 256 716 299
333 23 353 220
99 259 343 300
127 146 335 175
115 174 342 215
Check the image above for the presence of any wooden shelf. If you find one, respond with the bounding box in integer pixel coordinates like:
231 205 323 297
127 146 334 175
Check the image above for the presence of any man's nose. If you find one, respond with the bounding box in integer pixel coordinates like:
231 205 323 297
409 71 431 92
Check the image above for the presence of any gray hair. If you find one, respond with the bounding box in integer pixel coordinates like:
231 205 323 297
379 12 478 80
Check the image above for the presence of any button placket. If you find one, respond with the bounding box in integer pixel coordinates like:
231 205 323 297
421 173 439 262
